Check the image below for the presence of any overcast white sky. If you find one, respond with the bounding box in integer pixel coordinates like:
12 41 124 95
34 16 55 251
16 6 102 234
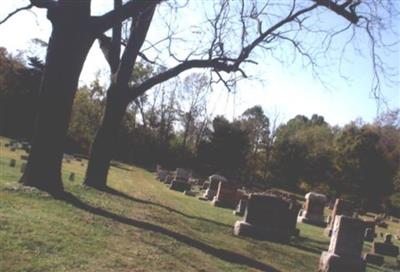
0 1 398 126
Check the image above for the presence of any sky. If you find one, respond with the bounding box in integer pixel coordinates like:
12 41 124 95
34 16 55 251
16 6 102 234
0 0 399 127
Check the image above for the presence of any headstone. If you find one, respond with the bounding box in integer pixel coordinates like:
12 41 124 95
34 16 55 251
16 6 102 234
9 159 16 167
297 192 327 227
212 181 239 209
20 163 26 173
157 169 168 182
324 198 354 236
364 253 384 266
376 221 388 228
10 147 16 152
363 220 376 242
364 228 375 242
287 198 301 236
20 155 28 161
183 190 196 197
169 168 191 192
372 240 399 257
233 193 296 242
384 233 392 244
201 181 209 190
69 172 75 182
319 216 366 272
200 174 227 201
164 174 173 184
233 199 247 216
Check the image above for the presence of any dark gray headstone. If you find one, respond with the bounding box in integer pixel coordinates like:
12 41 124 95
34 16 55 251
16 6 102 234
9 159 16 167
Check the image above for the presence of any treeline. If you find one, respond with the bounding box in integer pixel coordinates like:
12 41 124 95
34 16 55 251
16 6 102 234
1 48 399 211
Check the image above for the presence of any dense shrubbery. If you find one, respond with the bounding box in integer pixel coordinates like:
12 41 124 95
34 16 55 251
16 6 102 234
1 48 399 211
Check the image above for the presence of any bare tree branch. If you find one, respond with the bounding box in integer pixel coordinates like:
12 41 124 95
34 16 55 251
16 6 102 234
0 4 33 25
91 0 160 35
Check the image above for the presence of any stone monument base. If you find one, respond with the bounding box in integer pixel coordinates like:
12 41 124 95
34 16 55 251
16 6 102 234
318 251 366 272
212 198 236 209
201 189 216 201
298 215 326 227
184 190 196 197
169 180 190 192
372 242 399 257
364 253 384 266
233 220 291 242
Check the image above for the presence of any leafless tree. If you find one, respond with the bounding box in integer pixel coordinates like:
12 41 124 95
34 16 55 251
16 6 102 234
1 0 397 192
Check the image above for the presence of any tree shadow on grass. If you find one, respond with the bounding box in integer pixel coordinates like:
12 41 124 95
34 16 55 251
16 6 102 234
59 192 281 272
98 186 231 228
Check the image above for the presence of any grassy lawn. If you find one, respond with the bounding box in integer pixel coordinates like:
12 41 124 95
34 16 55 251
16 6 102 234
1 136 399 272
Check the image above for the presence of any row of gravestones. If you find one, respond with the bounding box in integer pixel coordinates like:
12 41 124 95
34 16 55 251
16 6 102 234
298 192 400 270
155 166 400 271
7 146 80 181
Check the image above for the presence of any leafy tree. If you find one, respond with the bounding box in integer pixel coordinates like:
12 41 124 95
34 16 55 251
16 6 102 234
0 48 42 140
333 124 393 209
197 116 249 179
239 106 270 183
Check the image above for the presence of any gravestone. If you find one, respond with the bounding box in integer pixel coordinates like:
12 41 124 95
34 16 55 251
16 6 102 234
157 169 168 182
364 228 375 242
169 168 191 192
20 155 28 161
297 192 327 227
69 172 75 182
233 193 296 242
200 174 227 201
363 220 376 242
20 163 26 173
319 216 366 272
164 174 173 184
201 181 209 190
184 190 196 197
212 181 239 209
371 233 399 257
364 253 384 266
9 159 16 167
233 199 248 216
324 199 354 237
287 198 301 236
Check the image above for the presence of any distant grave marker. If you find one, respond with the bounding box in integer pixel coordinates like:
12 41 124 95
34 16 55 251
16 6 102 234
371 233 399 257
200 174 226 201
297 192 327 227
20 155 28 161
9 159 16 167
319 216 366 272
169 168 191 192
69 173 75 182
324 198 353 236
20 162 26 173
233 198 248 216
184 190 196 197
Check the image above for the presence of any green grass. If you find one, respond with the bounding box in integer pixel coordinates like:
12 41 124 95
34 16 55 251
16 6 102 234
0 136 399 272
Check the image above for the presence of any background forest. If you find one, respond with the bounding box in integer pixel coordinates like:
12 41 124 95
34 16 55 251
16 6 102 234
1 47 399 213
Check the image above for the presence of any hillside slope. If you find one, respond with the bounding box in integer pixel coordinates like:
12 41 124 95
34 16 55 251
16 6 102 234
0 137 398 272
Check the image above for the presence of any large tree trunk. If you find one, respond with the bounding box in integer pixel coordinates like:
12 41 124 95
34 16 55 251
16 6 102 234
84 88 128 189
20 7 94 195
